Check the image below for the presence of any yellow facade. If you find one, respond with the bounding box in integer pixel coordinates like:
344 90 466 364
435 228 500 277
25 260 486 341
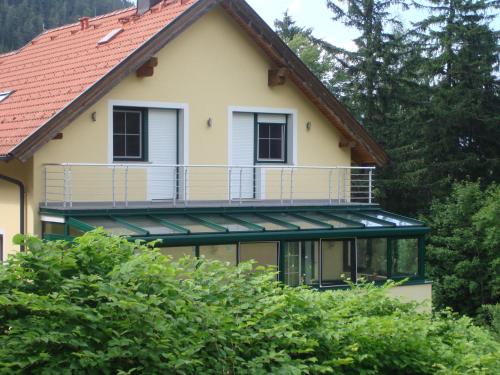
388 283 433 311
3 6 347 254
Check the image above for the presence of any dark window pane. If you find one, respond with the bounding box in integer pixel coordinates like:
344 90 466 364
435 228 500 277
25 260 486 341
126 112 141 134
259 139 270 159
114 135 125 157
357 238 388 281
126 135 141 157
113 111 126 133
392 238 419 277
259 123 270 138
43 222 65 236
270 140 283 159
269 124 283 138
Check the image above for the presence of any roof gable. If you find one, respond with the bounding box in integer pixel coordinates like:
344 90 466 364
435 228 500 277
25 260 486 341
0 0 387 165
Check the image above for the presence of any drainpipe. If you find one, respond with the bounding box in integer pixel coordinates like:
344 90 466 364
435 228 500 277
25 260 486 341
0 174 25 252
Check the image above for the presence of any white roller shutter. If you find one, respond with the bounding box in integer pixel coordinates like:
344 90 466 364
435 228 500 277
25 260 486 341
231 113 254 199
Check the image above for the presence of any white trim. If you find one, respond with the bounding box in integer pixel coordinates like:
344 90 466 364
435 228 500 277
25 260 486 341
227 106 298 166
40 215 66 224
0 228 4 235
107 100 189 165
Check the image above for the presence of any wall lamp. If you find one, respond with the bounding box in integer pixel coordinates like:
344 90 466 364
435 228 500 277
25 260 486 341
207 117 213 128
306 121 312 131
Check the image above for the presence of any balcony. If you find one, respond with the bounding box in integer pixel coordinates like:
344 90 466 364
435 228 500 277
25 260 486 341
42 164 375 209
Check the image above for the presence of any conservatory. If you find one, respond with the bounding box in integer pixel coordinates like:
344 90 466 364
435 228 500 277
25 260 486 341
41 205 429 289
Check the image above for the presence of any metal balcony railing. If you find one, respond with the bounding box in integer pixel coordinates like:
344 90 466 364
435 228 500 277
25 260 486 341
42 164 375 208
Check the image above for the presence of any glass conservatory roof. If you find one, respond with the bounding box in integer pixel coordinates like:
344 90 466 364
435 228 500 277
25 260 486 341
65 208 427 241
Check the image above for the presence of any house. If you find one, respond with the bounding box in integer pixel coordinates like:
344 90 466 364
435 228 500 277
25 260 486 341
0 0 430 301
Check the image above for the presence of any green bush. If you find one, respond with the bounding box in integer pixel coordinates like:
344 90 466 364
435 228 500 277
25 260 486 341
0 232 498 374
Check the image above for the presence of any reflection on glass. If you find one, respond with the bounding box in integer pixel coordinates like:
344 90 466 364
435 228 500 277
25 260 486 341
392 238 419 277
76 217 141 236
42 222 65 236
199 244 237 265
302 212 359 228
265 213 329 230
321 240 352 286
334 213 384 227
357 238 388 281
361 212 415 226
231 214 292 231
239 242 279 270
121 216 182 235
283 241 319 286
157 216 219 233
160 246 196 261
198 215 253 232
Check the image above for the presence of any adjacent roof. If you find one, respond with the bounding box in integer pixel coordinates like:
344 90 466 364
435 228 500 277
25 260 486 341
0 0 389 165
44 206 428 245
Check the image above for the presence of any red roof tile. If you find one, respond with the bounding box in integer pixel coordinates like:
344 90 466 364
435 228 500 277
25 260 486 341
0 0 198 157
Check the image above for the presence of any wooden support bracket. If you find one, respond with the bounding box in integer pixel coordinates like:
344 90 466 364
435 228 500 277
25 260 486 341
268 67 289 87
136 57 159 78
339 140 357 149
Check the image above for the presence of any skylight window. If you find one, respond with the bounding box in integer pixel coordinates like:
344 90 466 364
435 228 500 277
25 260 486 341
98 28 124 45
0 91 13 103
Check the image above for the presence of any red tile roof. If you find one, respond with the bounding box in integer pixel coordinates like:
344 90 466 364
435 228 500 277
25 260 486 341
0 0 198 157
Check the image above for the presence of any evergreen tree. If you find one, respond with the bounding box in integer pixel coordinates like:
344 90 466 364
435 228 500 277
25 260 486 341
0 0 133 53
414 0 500 200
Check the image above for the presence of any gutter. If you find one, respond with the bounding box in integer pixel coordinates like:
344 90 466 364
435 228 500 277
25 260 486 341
0 174 25 251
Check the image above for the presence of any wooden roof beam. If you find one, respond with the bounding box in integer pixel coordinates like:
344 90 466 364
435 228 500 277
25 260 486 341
136 57 158 78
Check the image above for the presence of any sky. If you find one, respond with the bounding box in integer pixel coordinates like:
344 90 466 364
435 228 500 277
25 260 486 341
134 1 500 51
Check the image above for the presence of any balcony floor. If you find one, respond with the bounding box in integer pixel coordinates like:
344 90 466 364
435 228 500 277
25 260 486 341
41 199 373 211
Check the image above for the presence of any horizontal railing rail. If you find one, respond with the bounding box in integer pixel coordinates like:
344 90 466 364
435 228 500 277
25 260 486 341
42 163 375 208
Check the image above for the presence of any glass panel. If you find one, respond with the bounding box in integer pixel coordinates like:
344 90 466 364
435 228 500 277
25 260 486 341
259 123 270 137
302 241 319 285
283 242 300 287
362 211 416 227
259 139 269 159
231 214 293 231
283 241 319 286
270 125 283 138
199 244 237 265
113 135 125 157
42 222 65 236
270 139 283 159
157 216 219 233
335 213 384 227
121 216 183 235
69 226 85 237
126 134 141 158
76 217 141 236
160 246 196 261
357 238 388 281
321 240 353 286
198 215 254 232
239 242 279 270
265 213 330 230
392 238 419 277
301 212 360 228
126 112 141 134
113 111 125 133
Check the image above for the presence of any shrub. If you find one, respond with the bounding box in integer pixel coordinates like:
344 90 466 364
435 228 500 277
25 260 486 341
0 231 498 374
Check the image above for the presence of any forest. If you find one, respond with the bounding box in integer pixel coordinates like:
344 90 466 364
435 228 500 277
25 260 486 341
276 0 499 324
0 0 498 338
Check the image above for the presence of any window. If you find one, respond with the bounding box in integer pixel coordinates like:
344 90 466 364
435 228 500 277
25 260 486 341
391 238 419 277
0 91 13 103
256 114 287 163
240 242 279 270
160 246 196 261
113 108 146 161
283 241 319 286
199 244 237 265
321 240 355 286
357 238 388 281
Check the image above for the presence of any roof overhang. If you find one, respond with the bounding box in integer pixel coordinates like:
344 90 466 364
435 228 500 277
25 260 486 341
6 0 388 166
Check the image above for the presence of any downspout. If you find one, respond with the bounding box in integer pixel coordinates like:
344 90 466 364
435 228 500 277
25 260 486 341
0 174 25 252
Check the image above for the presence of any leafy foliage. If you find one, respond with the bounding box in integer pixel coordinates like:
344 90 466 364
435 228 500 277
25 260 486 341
0 0 133 53
0 231 498 374
426 182 500 316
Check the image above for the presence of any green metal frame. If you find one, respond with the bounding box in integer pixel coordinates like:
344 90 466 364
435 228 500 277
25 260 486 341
254 113 288 164
112 106 149 162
